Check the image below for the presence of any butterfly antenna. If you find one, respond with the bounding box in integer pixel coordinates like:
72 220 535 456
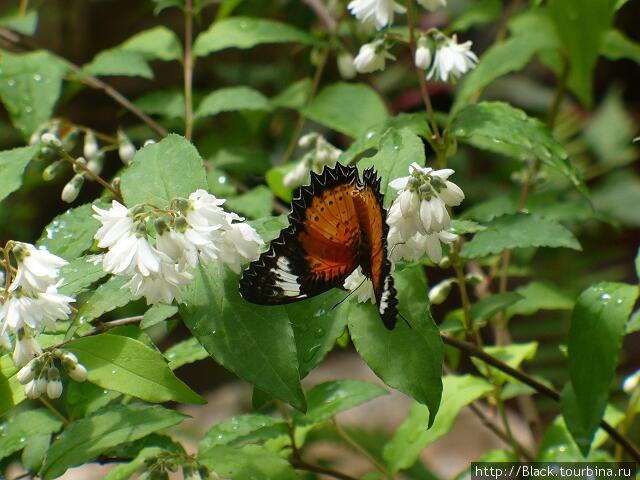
399 312 412 329
331 277 367 310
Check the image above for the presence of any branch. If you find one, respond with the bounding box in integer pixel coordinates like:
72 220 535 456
183 0 195 140
290 459 358 480
303 0 337 32
441 333 640 463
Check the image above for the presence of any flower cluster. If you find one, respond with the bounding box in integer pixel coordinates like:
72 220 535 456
16 349 87 400
0 242 75 367
283 133 343 189
387 162 464 263
419 34 479 83
93 190 264 304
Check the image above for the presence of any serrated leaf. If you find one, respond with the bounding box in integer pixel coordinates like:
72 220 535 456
0 144 38 202
0 50 67 138
0 409 62 461
199 414 287 452
82 49 153 79
226 186 274 219
448 219 487 234
194 17 314 56
0 8 38 35
21 433 51 472
135 89 185 119
37 202 100 259
140 303 178 329
271 78 312 109
119 26 182 61
57 256 108 297
195 86 271 119
164 337 208 370
64 380 120 418
548 0 617 107
74 275 132 323
451 102 585 194
180 262 306 411
471 342 538 385
198 444 300 480
562 282 638 455
591 169 640 227
103 447 164 480
120 133 208 207
506 281 574 318
0 354 25 416
470 292 523 324
302 82 388 138
295 380 387 424
347 265 443 426
40 404 186 480
460 213 581 259
383 375 493 473
65 333 205 404
358 128 425 208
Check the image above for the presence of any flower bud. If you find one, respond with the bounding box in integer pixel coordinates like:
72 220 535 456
118 129 136 165
62 128 81 151
41 132 62 148
67 363 88 382
111 176 121 191
61 174 85 203
298 133 317 149
46 367 63 399
25 379 40 399
16 358 39 384
43 160 65 181
428 278 455 304
337 51 357 79
72 156 87 174
143 139 156 147
35 377 48 396
87 153 104 176
83 131 99 159
465 272 484 286
58 350 79 365
154 218 171 235
623 369 640 394
415 37 432 70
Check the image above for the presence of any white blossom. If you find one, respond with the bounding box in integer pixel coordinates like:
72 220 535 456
218 223 264 274
17 358 38 384
283 160 311 189
10 243 67 293
156 227 199 269
284 135 342 189
125 261 193 305
428 34 478 83
36 284 75 330
1 293 41 332
428 278 456 304
347 0 405 29
13 334 42 368
46 367 62 399
415 37 432 70
354 41 394 73
93 201 134 249
417 0 446 11
343 267 375 304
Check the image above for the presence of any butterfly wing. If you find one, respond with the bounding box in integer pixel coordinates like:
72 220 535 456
239 163 362 304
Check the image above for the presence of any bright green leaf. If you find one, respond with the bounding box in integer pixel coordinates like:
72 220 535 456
563 281 638 455
140 303 179 329
195 86 271 119
180 262 306 411
448 219 487 234
198 444 300 480
383 375 493 473
0 409 62 461
506 281 574 318
103 447 164 480
450 0 501 32
120 133 208 207
135 89 185 119
64 380 120 418
271 78 312 109
199 414 287 452
82 49 153 79
347 265 443 426
74 275 132 323
37 202 100 259
0 50 67 138
471 342 538 385
40 404 186 480
265 163 296 202
164 337 208 370
194 17 314 56
0 354 25 416
65 333 205 404
212 147 271 176
57 256 108 297
227 186 274 219
0 144 38 202
302 82 388 138
249 214 288 244
470 292 523 324
0 9 38 35
119 26 183 61
602 29 640 64
21 433 51 472
461 213 581 259
591 170 640 227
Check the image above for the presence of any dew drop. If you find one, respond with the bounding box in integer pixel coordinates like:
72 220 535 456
313 308 326 317
314 327 325 338
19 437 26 443
111 369 117 374
366 131 375 140
33 74 42 82
615 298 623 304
7 79 15 87
303 344 321 362
601 293 611 301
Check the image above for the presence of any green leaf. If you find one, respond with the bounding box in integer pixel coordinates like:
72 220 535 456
347 265 443 426
0 50 67 138
295 380 387 424
0 354 25 416
358 128 425 208
82 49 153 79
0 144 38 202
448 219 487 234
548 0 617 107
103 447 164 480
57 256 108 297
271 78 312 109
121 133 208 207
470 292 523 324
636 247 640 280
65 333 205 404
451 102 585 194
40 404 186 480
194 17 314 56
562 282 638 455
195 86 271 119
285 289 348 378
0 409 62 461
74 275 133 323
135 89 185 119
506 281 574 318
199 414 287 452
602 29 640 64
21 433 51 472
626 309 640 334
212 147 271 176
302 82 388 138
140 303 178 329
449 0 501 32
119 26 183 61
248 214 288 243
180 262 306 411
383 375 493 473
37 202 100 259
198 444 300 480
471 342 538 385
226 186 274 219
64 380 120 418
592 170 640 227
164 337 208 370
460 213 581 259
265 163 296 202
0 8 39 35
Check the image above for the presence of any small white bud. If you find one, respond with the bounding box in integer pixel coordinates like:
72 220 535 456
143 139 156 147
415 37 432 70
428 278 456 304
72 156 87 174
41 132 62 148
16 358 38 384
298 133 317 148
465 272 484 285
83 131 99 159
35 377 48 396
337 51 357 79
24 379 40 399
61 174 85 203
42 160 64 181
46 367 63 399
87 154 104 176
67 363 88 382
438 255 451 268
118 129 136 165
623 369 640 394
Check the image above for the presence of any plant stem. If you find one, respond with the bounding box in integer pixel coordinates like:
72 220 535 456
290 458 358 480
405 0 442 148
39 397 70 427
451 249 481 344
57 149 123 202
441 333 640 463
332 419 389 477
184 0 195 140
494 385 523 460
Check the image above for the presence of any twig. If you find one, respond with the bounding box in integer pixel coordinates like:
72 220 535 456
184 0 195 140
53 315 144 349
441 333 640 463
303 0 337 32
57 149 123 202
331 419 389 477
39 397 70 427
290 458 358 480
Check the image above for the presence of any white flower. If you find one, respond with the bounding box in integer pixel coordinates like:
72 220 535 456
125 261 193 305
353 41 394 73
417 0 446 11
343 267 375 304
102 230 162 277
13 334 42 368
337 51 357 79
0 329 9 350
11 243 67 293
36 284 75 330
25 379 41 399
156 227 199 269
347 0 406 29
415 37 432 70
283 160 310 189
47 378 63 399
218 223 264 274
428 34 478 83
388 228 457 263
93 201 134 249
187 189 237 230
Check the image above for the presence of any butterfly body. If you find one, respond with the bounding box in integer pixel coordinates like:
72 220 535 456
239 163 398 329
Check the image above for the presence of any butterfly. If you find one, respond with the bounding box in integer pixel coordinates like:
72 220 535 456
239 162 398 329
